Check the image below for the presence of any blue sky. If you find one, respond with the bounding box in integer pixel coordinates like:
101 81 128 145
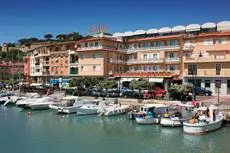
0 0 230 44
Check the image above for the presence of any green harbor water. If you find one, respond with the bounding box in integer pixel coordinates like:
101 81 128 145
1 106 230 153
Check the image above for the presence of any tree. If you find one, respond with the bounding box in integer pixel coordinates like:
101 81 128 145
98 79 116 97
18 37 39 46
56 34 67 41
168 83 193 101
44 34 53 40
129 79 149 99
67 32 83 41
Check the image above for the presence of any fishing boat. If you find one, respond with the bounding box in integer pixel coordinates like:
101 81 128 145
160 104 194 127
183 105 224 134
76 100 100 115
135 104 169 125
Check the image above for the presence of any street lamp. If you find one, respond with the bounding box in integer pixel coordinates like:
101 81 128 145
193 52 202 101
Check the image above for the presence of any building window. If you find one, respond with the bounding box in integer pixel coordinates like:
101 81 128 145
153 66 159 71
168 40 178 46
143 54 148 60
81 66 87 71
143 42 149 48
188 64 197 75
205 80 211 88
152 54 158 59
143 66 147 71
93 65 101 71
168 65 176 71
168 53 176 59
218 38 227 44
156 41 163 47
203 39 213 45
84 42 88 47
95 42 99 46
216 64 221 75
51 67 54 72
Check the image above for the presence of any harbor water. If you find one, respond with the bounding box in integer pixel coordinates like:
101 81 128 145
1 106 230 153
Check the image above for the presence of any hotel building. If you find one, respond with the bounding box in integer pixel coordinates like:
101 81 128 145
24 21 230 95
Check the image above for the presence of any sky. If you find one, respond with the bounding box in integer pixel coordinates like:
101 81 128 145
0 0 230 44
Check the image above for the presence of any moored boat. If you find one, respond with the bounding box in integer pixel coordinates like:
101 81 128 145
98 102 129 117
76 101 99 115
183 105 224 134
135 104 169 125
160 104 193 127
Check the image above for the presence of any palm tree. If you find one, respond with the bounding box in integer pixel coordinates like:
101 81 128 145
44 34 53 40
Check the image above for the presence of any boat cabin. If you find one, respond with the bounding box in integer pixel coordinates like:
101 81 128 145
138 104 169 117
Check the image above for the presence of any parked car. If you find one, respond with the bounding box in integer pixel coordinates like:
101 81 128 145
121 90 140 98
143 88 166 99
195 87 212 96
91 88 106 97
106 89 119 97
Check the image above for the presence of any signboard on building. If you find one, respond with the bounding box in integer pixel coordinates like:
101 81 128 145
89 24 108 36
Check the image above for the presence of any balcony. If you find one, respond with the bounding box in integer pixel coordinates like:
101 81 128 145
165 58 180 63
183 43 195 50
126 45 180 53
184 56 230 63
77 46 103 51
68 50 77 54
109 59 125 64
184 70 230 77
126 58 164 64
69 61 79 67
126 70 180 75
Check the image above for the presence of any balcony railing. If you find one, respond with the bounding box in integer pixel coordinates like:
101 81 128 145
183 43 195 50
184 56 230 63
78 46 103 51
127 70 180 74
69 62 79 66
184 70 230 76
165 58 180 63
109 59 125 64
127 58 164 64
126 45 180 53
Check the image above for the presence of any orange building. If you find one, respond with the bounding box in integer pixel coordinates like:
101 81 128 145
25 21 230 94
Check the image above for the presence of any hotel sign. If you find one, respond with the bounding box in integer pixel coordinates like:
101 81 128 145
89 24 108 35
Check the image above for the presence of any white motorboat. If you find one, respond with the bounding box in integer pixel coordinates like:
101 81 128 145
4 96 23 106
135 104 169 125
76 101 100 115
16 93 41 107
28 100 55 110
183 105 224 134
98 102 129 117
50 96 95 114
